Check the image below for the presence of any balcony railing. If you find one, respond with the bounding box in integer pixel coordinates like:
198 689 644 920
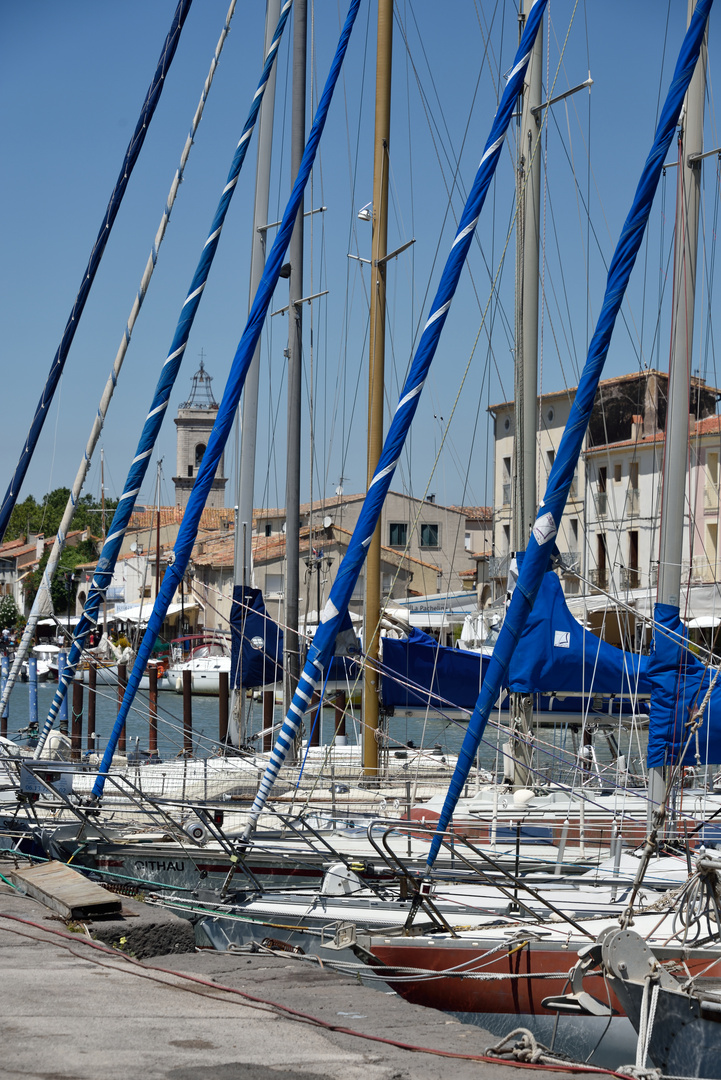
683 557 717 585
590 568 609 590
626 487 640 517
619 566 640 589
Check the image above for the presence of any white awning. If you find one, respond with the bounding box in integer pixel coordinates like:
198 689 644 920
686 614 721 629
111 600 198 624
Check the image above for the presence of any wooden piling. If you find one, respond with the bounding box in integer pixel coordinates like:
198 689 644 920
263 690 274 752
148 665 158 756
117 664 127 754
334 690 346 739
87 663 97 753
218 670 229 743
71 680 83 762
182 668 192 755
310 693 321 746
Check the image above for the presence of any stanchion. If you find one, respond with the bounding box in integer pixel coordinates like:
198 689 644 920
218 670 228 743
87 663 97 754
58 652 68 734
182 668 192 755
263 690 274 752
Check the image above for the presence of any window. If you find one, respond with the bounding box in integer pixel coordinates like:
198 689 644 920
628 530 639 588
187 465 193 478
464 531 471 551
502 456 512 505
598 466 607 492
389 522 408 548
264 523 272 537
503 523 511 553
420 523 439 548
195 443 206 467
570 518 578 549
546 449 556 471
614 463 622 483
629 461 639 489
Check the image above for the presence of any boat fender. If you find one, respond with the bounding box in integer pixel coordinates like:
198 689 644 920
320 861 363 896
513 788 535 808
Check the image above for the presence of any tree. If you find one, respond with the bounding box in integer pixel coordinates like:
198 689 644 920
23 539 98 612
4 488 118 544
0 595 19 630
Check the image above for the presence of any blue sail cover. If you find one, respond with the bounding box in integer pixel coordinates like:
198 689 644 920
426 0 714 870
230 587 361 689
0 0 193 544
647 603 721 766
230 587 284 689
382 628 488 710
381 571 650 710
507 569 651 696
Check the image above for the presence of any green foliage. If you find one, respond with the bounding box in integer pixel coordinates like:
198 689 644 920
4 488 118 544
0 595 19 630
23 539 98 611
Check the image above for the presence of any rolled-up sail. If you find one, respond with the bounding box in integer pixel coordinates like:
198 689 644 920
0 0 193 544
33 0 294 758
426 0 714 871
241 0 549 838
90 0 363 799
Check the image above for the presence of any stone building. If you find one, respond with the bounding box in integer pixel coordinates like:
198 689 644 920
173 357 227 510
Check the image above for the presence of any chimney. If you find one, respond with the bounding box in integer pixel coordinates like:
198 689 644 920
36 534 45 560
631 414 643 441
643 373 658 436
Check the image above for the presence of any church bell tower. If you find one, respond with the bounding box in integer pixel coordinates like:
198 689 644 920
173 355 227 509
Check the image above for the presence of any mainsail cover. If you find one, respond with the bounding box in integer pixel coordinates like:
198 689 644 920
33 0 294 758
0 0 193 544
507 567 651 696
647 604 721 766
425 0 714 871
381 569 651 710
241 0 549 838
91 0 362 799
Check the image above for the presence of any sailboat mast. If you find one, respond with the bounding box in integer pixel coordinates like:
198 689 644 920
363 0 393 776
513 0 543 547
231 0 282 747
510 0 543 789
650 0 708 813
285 0 308 732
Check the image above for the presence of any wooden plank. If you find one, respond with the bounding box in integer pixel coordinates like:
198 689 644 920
9 861 122 919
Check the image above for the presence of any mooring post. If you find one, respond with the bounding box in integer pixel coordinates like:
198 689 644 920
71 680 83 761
218 670 229 744
148 664 158 756
87 663 97 754
117 663 127 754
263 690 274 752
182 668 192 755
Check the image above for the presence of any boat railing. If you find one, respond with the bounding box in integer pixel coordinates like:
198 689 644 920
367 818 596 938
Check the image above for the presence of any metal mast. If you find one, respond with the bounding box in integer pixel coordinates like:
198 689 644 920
231 0 282 746
510 0 543 788
363 0 393 776
284 0 308 732
650 0 708 816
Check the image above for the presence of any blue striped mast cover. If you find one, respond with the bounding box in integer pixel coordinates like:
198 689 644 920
0 0 193 545
33 0 294 759
241 0 549 839
90 0 363 799
0 1 240 721
425 0 714 871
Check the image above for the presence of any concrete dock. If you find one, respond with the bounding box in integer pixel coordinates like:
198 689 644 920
0 862 610 1080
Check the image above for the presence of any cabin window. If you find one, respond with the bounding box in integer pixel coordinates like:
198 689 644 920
420 523 439 549
389 522 408 547
195 443 206 467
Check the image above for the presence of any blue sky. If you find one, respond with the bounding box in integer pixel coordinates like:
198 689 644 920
1 1 719 521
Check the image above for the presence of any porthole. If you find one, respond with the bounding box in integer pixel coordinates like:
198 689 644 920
504 417 511 431
547 407 554 423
